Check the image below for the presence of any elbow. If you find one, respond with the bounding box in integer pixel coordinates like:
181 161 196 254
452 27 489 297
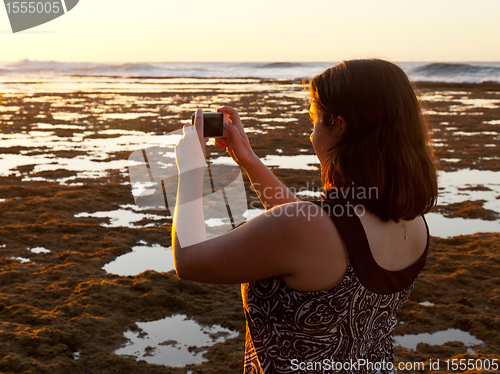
174 262 189 280
173 249 193 281
172 231 188 280
174 267 185 280
173 251 187 280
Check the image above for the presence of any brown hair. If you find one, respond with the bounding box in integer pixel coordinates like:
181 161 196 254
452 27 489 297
309 59 438 222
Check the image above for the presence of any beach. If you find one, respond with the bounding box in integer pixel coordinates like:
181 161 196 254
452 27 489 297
0 76 499 373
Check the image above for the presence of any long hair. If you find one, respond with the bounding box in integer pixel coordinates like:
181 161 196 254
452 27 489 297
309 59 438 222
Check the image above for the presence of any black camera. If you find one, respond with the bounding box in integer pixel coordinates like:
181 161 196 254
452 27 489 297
191 112 228 138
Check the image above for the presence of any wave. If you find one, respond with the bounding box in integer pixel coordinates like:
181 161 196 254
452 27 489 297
258 62 306 69
409 62 500 83
1 60 500 82
3 59 171 76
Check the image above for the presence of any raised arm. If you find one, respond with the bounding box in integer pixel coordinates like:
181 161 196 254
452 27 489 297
172 109 346 288
216 106 299 210
240 156 299 210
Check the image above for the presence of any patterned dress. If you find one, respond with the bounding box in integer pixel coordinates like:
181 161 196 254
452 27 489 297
242 199 429 374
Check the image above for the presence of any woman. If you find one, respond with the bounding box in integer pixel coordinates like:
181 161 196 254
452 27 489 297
173 59 438 374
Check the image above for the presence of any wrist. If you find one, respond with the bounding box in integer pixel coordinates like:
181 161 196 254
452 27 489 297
242 153 264 175
240 152 260 171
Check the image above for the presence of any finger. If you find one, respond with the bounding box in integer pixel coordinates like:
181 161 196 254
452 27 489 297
215 133 232 149
222 123 241 142
218 106 244 136
217 106 241 123
194 108 203 139
214 138 226 149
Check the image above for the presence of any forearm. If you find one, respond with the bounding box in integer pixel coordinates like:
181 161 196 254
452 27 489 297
243 156 299 210
172 167 206 249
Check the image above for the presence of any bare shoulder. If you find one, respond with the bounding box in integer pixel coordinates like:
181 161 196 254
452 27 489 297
236 201 335 251
260 200 329 224
264 201 349 292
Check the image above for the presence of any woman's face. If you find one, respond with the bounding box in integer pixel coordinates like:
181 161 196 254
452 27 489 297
309 103 338 166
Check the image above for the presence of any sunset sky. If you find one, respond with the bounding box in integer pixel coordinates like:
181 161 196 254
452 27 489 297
1 0 500 62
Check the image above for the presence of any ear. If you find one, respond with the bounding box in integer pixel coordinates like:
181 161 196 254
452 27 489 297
336 116 347 135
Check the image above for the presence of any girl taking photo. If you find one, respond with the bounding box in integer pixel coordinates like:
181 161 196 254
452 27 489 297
173 59 438 374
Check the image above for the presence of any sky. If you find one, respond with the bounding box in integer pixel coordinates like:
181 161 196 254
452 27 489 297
1 0 500 62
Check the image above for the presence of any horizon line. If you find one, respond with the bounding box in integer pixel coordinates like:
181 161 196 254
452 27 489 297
2 59 500 64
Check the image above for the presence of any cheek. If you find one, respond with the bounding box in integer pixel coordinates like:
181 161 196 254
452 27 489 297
310 128 317 149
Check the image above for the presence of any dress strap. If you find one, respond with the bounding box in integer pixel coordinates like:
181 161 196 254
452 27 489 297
311 199 429 294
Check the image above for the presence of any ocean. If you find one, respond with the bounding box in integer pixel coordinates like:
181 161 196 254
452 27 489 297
1 60 500 83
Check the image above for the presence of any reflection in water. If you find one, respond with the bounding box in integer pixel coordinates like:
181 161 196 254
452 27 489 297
424 213 500 238
75 207 168 228
437 169 500 213
212 154 320 171
394 328 484 353
419 301 434 306
29 247 51 254
103 244 174 276
115 314 239 366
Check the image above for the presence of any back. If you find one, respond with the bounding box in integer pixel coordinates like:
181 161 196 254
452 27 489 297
242 198 429 374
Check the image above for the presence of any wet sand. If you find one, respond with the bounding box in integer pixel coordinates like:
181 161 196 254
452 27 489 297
0 80 499 373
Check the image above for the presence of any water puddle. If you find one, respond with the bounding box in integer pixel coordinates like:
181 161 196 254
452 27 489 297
424 213 500 238
75 206 168 228
115 314 239 367
103 244 174 276
259 117 297 123
419 301 434 306
425 166 500 239
453 131 498 136
454 98 500 109
243 208 266 221
295 189 323 198
0 129 172 180
29 247 51 254
212 154 320 170
35 123 87 130
393 328 484 353
437 169 500 212
0 105 21 112
99 112 157 120
52 112 88 121
101 210 269 276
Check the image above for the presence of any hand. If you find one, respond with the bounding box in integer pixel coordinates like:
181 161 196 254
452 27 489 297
215 106 257 168
174 108 207 174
